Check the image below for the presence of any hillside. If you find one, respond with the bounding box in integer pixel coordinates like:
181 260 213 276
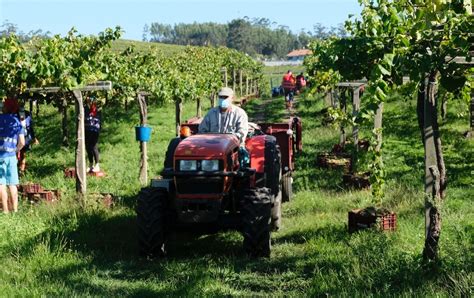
110 39 185 55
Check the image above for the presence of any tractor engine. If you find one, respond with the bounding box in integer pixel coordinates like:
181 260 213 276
172 134 241 223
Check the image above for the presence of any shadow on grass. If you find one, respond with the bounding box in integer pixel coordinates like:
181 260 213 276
276 224 348 245
44 210 243 263
14 209 244 295
293 140 348 193
12 206 470 296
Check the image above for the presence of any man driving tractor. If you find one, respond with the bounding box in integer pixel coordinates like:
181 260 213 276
198 87 248 144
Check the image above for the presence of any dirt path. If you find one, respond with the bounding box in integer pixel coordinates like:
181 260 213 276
248 98 272 122
248 97 299 123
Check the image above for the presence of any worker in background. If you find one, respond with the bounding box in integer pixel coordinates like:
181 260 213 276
84 96 101 172
281 70 296 108
295 72 307 94
0 97 25 213
17 105 39 174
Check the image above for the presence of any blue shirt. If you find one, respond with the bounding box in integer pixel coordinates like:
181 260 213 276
0 114 25 157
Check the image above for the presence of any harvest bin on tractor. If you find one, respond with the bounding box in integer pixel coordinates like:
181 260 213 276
136 117 302 258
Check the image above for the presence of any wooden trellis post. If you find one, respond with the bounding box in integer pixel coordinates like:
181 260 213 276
28 98 33 116
324 91 332 107
137 93 148 185
175 98 182 136
352 85 361 147
60 95 69 147
338 88 346 146
239 70 243 97
72 90 87 196
332 89 338 108
223 67 228 87
469 89 474 137
246 76 249 96
423 73 443 260
232 69 236 91
196 97 202 118
210 92 216 108
374 102 384 152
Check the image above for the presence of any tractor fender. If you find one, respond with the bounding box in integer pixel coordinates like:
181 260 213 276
245 135 266 174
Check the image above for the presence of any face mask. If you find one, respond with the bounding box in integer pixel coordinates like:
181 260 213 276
218 98 230 109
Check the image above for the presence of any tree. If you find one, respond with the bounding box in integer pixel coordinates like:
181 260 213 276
227 18 253 55
149 23 173 43
142 24 149 42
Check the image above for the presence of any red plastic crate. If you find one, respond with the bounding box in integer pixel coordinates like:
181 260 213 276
89 193 115 208
317 152 351 171
65 167 106 178
348 208 397 233
20 183 44 194
88 170 106 177
343 173 371 189
101 193 114 208
27 190 60 203
379 213 397 231
64 167 76 178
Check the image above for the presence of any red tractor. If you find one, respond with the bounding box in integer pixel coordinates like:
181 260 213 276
136 117 302 258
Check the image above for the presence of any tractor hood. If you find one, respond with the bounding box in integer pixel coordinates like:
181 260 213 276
175 134 240 159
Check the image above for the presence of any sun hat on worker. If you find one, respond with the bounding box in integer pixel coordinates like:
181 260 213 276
218 87 234 98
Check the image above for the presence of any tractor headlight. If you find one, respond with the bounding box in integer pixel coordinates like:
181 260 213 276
201 160 219 172
179 160 197 171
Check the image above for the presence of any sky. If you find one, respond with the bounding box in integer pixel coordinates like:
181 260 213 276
1 0 362 41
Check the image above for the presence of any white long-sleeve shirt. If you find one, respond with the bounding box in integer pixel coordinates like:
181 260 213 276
198 104 248 144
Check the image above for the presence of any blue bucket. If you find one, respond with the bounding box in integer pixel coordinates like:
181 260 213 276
135 126 152 142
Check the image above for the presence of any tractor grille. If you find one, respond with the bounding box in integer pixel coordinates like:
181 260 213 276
176 177 223 194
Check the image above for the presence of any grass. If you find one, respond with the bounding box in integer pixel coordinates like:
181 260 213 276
0 91 472 296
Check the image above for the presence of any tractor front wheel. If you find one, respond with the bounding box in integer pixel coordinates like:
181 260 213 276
242 187 272 258
136 187 168 258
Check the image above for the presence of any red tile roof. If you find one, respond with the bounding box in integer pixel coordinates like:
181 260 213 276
286 49 312 57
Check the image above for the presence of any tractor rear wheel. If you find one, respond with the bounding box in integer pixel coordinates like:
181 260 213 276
241 187 272 258
271 190 282 231
136 187 167 258
282 172 293 202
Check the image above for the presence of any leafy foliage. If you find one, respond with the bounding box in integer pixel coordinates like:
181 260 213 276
305 0 473 201
0 28 264 109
